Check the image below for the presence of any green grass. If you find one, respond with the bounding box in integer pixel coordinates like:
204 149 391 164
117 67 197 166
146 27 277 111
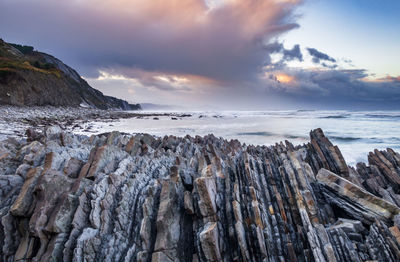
0 57 61 78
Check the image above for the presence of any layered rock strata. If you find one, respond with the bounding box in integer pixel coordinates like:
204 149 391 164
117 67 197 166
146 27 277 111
1 127 400 261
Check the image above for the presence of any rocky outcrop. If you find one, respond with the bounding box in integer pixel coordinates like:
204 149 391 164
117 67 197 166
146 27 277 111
0 39 140 110
1 127 400 261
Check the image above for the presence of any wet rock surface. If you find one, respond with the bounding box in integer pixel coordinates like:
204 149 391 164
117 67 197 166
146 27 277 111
1 127 400 261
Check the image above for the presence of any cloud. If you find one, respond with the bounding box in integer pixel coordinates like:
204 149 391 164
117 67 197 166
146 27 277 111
2 0 399 110
282 44 303 62
306 47 336 64
265 68 400 109
382 75 400 82
0 0 301 82
320 62 337 69
264 42 303 62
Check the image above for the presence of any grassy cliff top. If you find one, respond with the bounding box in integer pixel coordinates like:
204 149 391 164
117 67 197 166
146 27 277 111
0 40 61 77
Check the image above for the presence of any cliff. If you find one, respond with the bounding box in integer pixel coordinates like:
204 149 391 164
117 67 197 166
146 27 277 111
0 40 140 110
1 128 400 261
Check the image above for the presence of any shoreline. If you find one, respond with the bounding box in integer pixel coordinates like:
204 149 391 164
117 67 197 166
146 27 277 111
2 106 399 167
0 106 192 140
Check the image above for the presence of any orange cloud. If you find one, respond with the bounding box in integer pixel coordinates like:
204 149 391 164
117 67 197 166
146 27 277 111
384 75 400 82
276 73 294 83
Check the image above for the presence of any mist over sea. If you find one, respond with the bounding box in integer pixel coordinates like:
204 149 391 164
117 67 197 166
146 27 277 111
78 110 400 166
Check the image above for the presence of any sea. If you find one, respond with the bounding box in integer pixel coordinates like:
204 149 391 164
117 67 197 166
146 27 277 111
78 110 400 166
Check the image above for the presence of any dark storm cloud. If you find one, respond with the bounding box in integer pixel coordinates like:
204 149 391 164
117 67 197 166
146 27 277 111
267 69 400 109
264 42 303 62
321 62 337 69
306 47 336 64
0 0 301 81
282 44 303 62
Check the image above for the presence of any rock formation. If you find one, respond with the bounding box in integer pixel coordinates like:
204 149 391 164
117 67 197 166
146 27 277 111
0 39 140 110
1 127 400 261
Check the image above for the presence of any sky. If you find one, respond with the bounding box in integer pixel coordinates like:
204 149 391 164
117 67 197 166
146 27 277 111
0 0 399 110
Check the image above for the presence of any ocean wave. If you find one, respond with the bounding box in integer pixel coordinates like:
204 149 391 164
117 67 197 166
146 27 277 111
283 134 305 139
364 114 400 119
330 136 398 144
320 114 350 119
297 110 315 112
237 132 306 140
330 136 361 142
388 137 400 143
237 131 274 137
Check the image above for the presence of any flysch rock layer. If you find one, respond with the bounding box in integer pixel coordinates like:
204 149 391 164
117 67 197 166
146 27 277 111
1 127 400 261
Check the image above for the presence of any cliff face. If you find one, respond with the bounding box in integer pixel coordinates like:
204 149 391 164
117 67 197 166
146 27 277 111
0 40 140 110
1 128 400 261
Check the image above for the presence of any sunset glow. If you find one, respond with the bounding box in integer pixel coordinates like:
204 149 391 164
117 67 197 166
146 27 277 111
276 74 294 83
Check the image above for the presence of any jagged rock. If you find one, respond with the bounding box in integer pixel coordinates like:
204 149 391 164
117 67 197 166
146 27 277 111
195 176 217 218
154 175 182 255
1 127 400 261
184 191 194 215
9 167 43 217
199 222 221 261
63 158 84 178
329 218 366 235
317 168 400 224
